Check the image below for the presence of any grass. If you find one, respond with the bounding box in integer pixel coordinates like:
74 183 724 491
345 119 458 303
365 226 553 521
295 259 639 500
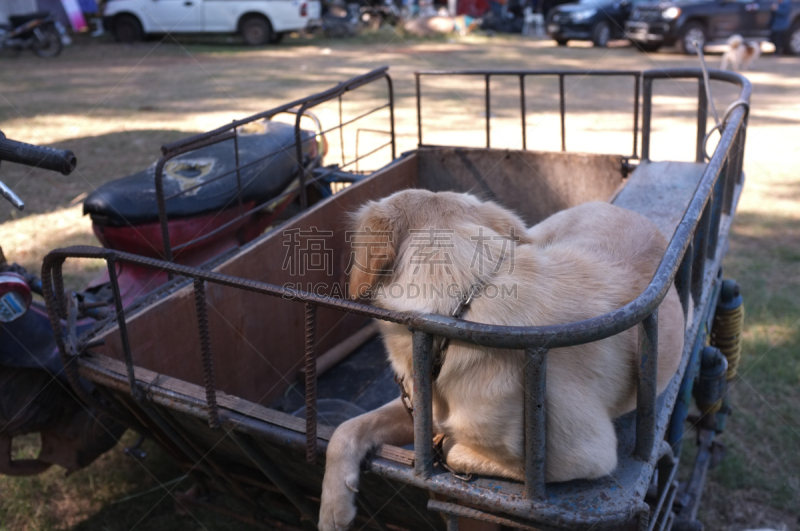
1 32 799 530
0 432 262 531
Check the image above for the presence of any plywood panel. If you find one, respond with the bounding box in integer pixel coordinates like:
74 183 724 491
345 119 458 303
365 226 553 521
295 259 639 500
417 148 625 225
93 155 418 405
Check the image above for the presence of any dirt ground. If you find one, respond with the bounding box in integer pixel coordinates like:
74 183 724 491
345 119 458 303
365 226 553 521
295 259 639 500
0 31 798 530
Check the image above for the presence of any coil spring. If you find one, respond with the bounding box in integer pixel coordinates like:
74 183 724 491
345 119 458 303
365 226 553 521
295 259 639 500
710 298 744 381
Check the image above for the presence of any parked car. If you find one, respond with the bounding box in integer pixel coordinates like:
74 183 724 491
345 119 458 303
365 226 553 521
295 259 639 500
626 0 800 54
103 0 321 45
547 0 641 46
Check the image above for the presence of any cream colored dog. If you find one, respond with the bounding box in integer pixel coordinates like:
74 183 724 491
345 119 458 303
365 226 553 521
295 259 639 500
319 190 684 531
720 34 761 71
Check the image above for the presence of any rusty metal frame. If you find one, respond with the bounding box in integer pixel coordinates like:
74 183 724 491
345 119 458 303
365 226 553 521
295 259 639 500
153 66 396 262
41 68 750 530
415 69 641 158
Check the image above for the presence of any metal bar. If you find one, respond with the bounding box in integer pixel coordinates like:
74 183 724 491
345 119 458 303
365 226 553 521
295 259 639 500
520 75 527 151
387 75 396 160
707 161 725 257
163 66 390 154
233 123 243 215
485 74 491 148
723 141 736 215
106 257 139 400
691 200 711 306
650 449 678 531
696 78 709 163
633 74 640 159
523 347 547 499
339 95 346 167
446 514 459 531
675 241 693 320
416 73 423 147
412 330 434 477
304 303 317 464
558 74 566 152
355 128 360 174
51 257 67 319
154 159 174 263
641 77 653 160
295 106 309 210
635 309 658 461
735 125 746 184
416 69 643 76
674 429 715 526
229 431 319 528
193 278 220 429
153 130 235 263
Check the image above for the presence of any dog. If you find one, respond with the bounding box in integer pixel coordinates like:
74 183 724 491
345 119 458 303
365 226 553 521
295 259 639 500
319 191 685 531
721 34 761 71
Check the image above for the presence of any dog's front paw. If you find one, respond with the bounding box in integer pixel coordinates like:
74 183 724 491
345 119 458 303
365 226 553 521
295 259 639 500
319 469 359 531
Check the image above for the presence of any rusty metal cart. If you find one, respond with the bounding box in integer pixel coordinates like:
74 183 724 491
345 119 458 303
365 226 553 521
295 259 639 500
42 66 749 531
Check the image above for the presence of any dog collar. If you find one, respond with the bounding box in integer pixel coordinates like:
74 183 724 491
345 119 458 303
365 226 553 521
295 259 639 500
395 280 486 422
431 281 485 380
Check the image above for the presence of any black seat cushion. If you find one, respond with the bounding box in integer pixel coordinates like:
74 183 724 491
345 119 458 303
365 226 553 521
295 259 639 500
84 120 313 227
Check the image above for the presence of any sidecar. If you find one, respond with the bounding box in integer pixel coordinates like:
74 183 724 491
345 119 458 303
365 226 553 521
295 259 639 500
42 66 749 530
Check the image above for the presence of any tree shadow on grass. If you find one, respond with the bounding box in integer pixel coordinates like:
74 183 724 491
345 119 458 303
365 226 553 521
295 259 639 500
1 129 194 223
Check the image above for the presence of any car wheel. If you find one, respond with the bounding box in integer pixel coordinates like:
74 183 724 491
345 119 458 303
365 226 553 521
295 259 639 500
555 38 569 46
31 26 62 57
788 22 800 55
592 21 611 47
113 14 143 43
633 41 662 52
241 16 272 45
678 22 706 55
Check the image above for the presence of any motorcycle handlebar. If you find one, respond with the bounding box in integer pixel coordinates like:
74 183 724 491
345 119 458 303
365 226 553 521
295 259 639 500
0 133 77 175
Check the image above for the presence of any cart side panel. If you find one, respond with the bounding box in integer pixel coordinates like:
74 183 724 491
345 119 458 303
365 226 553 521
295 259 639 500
91 155 419 405
416 147 626 225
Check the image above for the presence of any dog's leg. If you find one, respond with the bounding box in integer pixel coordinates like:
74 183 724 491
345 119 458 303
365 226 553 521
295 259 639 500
320 398 413 531
442 439 524 481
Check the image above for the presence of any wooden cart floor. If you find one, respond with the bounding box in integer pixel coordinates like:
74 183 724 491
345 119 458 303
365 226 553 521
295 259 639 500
269 335 399 426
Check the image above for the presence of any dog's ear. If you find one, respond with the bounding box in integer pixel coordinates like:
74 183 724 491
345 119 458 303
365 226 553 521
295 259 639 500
348 201 405 299
477 201 534 245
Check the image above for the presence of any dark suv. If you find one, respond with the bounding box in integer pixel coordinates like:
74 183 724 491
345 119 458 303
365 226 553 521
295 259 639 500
547 0 645 46
626 0 800 54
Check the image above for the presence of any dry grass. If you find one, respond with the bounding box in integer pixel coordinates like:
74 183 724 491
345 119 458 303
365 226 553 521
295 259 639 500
0 31 798 530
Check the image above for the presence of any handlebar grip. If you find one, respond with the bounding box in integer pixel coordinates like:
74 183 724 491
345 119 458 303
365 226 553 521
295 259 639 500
0 134 77 175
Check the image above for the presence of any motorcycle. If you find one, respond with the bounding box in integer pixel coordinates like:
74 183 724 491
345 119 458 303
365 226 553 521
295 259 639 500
0 111 341 476
0 12 63 58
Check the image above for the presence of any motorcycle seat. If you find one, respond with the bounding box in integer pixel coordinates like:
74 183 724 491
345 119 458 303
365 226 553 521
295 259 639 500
84 120 315 227
9 12 51 27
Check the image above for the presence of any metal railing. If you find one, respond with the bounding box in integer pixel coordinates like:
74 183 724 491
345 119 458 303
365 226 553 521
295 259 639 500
42 68 750 528
415 69 642 158
153 66 396 263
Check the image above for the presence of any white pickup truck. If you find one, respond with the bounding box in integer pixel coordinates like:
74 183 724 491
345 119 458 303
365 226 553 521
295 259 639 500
103 0 321 45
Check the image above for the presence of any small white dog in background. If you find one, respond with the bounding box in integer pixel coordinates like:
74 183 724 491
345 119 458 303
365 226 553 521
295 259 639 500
720 34 761 71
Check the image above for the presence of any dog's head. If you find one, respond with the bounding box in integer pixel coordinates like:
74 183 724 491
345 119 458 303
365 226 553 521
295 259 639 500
728 34 743 49
347 189 531 300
